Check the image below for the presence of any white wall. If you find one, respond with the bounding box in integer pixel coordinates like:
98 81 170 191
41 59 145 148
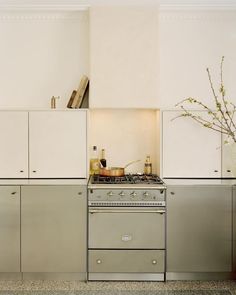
159 9 236 109
89 109 160 174
0 10 89 108
89 6 159 108
1 5 236 179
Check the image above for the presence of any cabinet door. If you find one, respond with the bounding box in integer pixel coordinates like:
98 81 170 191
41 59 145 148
90 6 159 108
233 187 236 273
167 185 232 272
29 111 87 178
0 111 28 178
222 136 235 177
162 111 221 178
0 186 20 272
21 185 86 273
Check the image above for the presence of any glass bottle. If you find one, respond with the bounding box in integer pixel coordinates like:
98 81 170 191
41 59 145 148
90 146 100 175
100 148 107 168
144 155 152 175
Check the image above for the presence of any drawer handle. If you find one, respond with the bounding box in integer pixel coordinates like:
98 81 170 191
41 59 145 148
152 260 157 265
214 170 218 173
170 192 175 195
89 209 165 214
96 259 102 264
227 170 231 173
32 170 37 173
20 170 24 173
11 192 17 195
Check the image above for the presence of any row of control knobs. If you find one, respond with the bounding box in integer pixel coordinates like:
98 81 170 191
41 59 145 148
107 191 149 196
106 191 156 200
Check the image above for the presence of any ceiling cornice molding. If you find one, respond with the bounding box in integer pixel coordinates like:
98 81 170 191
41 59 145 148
159 10 236 21
0 15 88 22
159 4 236 11
0 4 89 11
0 10 89 21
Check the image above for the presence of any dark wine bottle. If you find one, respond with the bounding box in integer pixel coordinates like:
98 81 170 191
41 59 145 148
100 148 107 168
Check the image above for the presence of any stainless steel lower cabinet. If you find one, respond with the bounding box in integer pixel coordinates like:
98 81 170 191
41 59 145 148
0 186 21 280
166 184 232 280
21 185 86 279
88 250 165 281
233 186 236 277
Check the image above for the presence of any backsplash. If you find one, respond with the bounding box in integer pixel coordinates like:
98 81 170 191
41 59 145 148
89 109 160 175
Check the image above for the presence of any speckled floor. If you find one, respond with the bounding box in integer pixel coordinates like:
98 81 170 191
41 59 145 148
0 291 232 295
0 281 235 294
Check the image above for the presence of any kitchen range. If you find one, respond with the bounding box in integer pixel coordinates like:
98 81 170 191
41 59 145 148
88 174 166 281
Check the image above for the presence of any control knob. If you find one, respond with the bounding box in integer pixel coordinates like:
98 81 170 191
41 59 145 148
107 191 114 197
130 191 137 199
143 191 150 199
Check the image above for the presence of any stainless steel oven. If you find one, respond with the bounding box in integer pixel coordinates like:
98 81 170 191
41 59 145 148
88 174 166 281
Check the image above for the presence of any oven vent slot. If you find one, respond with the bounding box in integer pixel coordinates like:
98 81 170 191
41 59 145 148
89 201 165 207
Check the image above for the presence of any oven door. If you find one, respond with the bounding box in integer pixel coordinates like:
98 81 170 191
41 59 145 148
89 206 165 249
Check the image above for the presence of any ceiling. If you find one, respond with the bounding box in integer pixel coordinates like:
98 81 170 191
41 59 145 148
0 0 236 9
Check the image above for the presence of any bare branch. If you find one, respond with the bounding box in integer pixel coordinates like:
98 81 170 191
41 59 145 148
174 57 236 143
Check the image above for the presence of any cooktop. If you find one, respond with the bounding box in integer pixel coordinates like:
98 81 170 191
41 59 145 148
91 173 164 185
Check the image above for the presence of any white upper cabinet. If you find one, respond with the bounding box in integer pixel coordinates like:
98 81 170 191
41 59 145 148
29 111 87 178
0 111 28 178
222 137 235 178
162 111 221 178
89 6 159 108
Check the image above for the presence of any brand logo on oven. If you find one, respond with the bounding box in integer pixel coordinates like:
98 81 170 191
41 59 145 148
121 234 132 242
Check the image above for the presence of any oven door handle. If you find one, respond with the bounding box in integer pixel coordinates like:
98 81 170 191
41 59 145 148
89 209 166 214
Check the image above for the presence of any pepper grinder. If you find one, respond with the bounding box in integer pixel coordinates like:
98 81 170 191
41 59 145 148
51 96 60 109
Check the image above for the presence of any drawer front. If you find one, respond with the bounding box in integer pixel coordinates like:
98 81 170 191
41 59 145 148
89 250 165 273
89 207 165 249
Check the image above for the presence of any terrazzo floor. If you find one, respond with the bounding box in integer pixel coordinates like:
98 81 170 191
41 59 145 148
0 281 235 294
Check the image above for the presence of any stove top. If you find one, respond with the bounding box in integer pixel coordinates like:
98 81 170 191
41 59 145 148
88 174 166 205
91 174 164 185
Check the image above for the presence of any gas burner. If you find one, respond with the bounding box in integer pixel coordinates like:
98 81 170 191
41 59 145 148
91 174 133 184
91 174 164 185
132 174 164 184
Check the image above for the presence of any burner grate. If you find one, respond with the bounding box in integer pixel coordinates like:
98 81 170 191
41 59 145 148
91 174 164 185
132 174 164 184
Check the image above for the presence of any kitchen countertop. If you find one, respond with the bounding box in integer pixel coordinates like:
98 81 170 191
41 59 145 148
0 179 88 186
1 177 236 187
163 178 236 186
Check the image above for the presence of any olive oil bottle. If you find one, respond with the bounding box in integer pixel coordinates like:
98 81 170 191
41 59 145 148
90 146 100 175
144 155 152 175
